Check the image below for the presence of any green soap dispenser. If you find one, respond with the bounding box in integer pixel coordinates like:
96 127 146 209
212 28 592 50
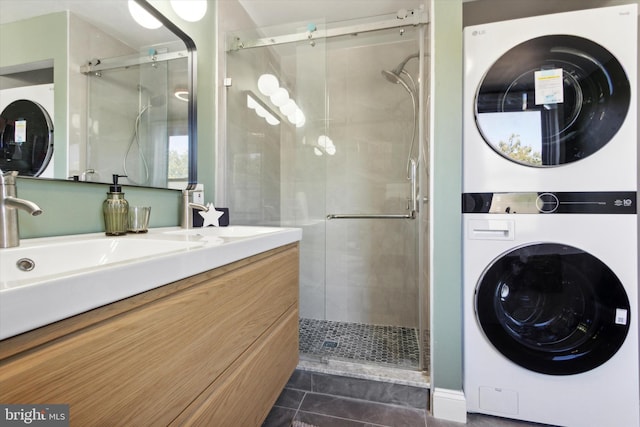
103 174 129 235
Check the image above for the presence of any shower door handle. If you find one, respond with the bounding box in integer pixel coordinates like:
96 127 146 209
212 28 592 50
409 158 418 214
326 212 415 220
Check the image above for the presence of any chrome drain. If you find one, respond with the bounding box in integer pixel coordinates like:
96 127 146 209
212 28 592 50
16 258 35 272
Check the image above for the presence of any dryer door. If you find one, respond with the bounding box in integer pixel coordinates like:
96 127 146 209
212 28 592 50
0 100 54 177
475 35 630 167
476 243 630 375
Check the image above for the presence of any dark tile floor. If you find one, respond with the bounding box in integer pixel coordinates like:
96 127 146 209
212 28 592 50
263 369 428 427
263 369 556 427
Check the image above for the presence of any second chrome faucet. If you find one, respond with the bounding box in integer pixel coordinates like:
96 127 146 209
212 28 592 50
181 189 209 229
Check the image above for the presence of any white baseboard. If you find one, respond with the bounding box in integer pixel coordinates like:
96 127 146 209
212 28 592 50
432 388 467 423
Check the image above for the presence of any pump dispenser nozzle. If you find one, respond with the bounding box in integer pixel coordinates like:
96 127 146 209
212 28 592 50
110 174 127 193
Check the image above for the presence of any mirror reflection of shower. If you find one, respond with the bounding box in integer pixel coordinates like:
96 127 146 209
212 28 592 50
84 52 187 188
382 53 419 179
124 84 166 185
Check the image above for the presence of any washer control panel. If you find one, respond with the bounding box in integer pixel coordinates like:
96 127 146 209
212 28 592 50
463 191 636 214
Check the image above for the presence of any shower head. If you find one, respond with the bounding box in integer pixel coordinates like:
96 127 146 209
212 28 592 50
381 53 420 95
381 69 414 96
382 69 402 84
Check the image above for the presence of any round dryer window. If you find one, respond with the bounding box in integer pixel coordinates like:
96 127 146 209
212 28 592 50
475 243 630 375
475 35 630 167
0 99 54 176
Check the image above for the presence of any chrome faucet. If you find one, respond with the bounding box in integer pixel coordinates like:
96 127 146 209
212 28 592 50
1 170 43 248
181 189 209 229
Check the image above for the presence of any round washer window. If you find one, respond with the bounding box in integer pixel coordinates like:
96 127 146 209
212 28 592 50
0 99 54 177
475 35 630 167
476 243 630 375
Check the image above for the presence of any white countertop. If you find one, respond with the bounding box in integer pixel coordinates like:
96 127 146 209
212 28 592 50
0 226 302 340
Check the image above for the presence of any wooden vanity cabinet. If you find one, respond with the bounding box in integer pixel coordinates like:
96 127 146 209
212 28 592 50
0 243 299 426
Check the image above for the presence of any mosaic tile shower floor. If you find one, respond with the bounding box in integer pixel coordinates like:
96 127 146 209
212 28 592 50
299 318 421 370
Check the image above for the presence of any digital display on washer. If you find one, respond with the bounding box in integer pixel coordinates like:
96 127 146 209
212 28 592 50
475 243 631 375
475 35 630 167
462 191 636 214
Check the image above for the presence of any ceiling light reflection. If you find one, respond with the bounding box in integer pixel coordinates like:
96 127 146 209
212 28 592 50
247 93 280 126
258 74 279 96
128 0 162 29
170 0 207 22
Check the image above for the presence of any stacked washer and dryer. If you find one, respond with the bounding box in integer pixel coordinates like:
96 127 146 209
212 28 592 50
463 5 639 427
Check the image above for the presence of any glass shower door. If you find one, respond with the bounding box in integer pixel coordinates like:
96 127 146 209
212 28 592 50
320 26 423 370
224 21 329 321
225 17 428 373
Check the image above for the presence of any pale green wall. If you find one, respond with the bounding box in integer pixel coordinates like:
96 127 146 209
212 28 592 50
431 0 463 392
0 12 69 176
17 178 182 238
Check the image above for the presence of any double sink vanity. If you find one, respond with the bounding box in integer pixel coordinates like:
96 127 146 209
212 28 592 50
0 225 302 425
1 0 302 422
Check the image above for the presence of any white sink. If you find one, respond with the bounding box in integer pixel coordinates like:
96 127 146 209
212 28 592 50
0 226 302 340
164 225 282 238
0 237 204 289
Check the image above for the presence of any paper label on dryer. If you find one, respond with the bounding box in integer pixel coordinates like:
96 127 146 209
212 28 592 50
534 68 564 105
615 308 628 325
14 119 26 143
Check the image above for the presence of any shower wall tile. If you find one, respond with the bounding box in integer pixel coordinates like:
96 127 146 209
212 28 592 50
323 215 418 326
300 285 325 320
300 222 328 320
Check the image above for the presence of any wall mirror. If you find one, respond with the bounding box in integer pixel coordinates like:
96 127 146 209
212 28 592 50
0 0 197 189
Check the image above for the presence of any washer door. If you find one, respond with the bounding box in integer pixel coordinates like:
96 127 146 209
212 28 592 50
476 243 630 375
475 35 630 167
0 99 54 176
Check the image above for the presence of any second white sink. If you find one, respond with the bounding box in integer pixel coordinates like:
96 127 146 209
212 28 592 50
164 225 281 238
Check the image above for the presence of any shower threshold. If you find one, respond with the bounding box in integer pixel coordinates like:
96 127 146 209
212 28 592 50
298 318 430 388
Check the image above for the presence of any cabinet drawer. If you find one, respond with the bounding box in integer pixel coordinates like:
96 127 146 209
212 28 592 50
0 246 299 426
176 307 299 426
